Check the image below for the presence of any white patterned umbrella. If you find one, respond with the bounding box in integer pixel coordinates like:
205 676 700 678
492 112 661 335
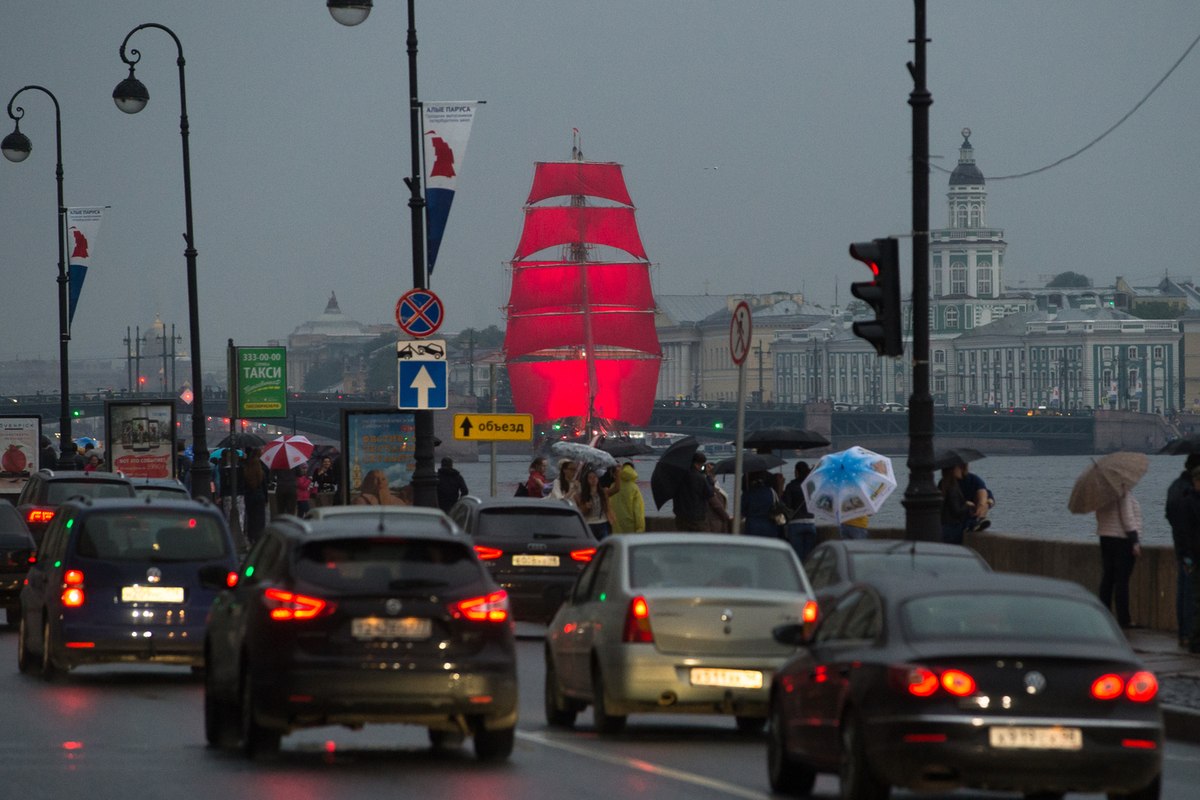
801 446 897 524
550 441 618 470
260 435 314 470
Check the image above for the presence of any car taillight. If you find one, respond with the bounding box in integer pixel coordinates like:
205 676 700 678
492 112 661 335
1091 674 1124 700
263 588 332 620
27 509 53 524
1126 671 1158 702
802 600 818 623
887 663 940 697
62 587 85 607
622 596 654 643
940 669 976 696
570 548 597 561
454 590 509 622
226 571 239 588
473 545 503 560
64 570 84 585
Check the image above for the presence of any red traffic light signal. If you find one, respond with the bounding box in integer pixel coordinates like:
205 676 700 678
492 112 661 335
848 237 903 357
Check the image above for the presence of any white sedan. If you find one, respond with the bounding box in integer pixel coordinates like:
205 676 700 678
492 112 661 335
544 533 818 734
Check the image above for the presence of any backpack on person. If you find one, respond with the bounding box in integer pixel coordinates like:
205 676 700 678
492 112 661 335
514 483 530 497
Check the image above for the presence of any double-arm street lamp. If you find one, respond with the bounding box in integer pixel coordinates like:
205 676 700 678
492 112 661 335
2 86 76 469
111 23 212 500
326 0 438 508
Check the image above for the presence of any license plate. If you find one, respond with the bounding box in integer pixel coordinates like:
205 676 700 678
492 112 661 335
989 726 1082 750
512 554 560 567
121 586 185 603
690 668 763 689
351 616 432 640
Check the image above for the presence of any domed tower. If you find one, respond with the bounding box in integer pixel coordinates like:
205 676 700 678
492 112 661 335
930 129 1007 305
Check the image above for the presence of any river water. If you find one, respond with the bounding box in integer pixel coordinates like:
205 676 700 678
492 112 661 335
450 453 1187 548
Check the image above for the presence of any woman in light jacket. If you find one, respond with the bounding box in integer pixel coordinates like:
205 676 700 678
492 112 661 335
611 462 645 533
1095 489 1143 628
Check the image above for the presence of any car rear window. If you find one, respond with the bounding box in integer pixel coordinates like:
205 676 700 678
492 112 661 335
902 593 1121 643
476 508 591 540
47 480 134 504
629 543 803 592
850 553 987 581
75 511 229 563
294 537 484 593
133 487 190 501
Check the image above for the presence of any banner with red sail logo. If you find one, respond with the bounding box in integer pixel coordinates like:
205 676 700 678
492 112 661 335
66 207 105 329
421 102 479 275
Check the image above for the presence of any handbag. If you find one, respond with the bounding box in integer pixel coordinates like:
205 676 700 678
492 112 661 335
768 489 790 527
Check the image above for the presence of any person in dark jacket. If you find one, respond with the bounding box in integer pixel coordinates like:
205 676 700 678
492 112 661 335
436 457 469 512
741 471 783 539
175 440 192 493
39 436 58 471
672 453 715 532
1166 454 1200 649
272 464 298 518
782 462 817 560
940 464 976 544
242 449 268 544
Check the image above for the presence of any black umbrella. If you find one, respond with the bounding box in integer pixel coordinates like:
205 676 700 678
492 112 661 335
1160 435 1200 455
600 438 655 457
933 447 987 470
215 432 267 450
712 452 785 475
744 427 829 454
650 436 700 509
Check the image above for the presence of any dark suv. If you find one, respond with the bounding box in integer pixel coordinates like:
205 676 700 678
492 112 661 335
204 514 518 760
0 500 36 625
15 470 136 544
17 497 239 678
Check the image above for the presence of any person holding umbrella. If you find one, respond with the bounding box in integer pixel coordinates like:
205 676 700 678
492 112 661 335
550 459 580 503
741 470 783 538
673 452 716 532
242 449 269 543
782 462 817 560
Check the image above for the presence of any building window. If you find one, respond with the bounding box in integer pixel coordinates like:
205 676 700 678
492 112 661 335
935 375 946 392
970 205 981 227
933 268 942 297
945 307 959 329
969 351 976 367
1128 346 1137 359
1102 346 1112 360
933 350 945 364
977 266 992 296
951 262 967 294
956 206 967 228
1154 346 1164 359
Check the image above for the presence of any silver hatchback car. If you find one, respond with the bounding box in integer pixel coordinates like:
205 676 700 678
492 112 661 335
545 533 818 734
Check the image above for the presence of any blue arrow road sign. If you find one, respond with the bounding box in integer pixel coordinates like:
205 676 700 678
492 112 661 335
398 361 448 410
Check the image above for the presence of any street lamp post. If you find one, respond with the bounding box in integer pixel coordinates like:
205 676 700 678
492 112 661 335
3 86 76 469
111 23 212 500
327 0 438 508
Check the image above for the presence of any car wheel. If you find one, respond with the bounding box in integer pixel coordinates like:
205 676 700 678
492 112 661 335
473 724 515 762
590 661 626 736
239 667 282 758
736 715 767 735
40 617 60 681
839 713 889 800
17 614 37 675
544 648 578 728
204 660 237 748
1107 773 1161 800
767 700 817 796
429 728 465 750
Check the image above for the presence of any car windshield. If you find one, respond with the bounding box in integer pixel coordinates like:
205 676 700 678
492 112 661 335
629 543 803 592
47 481 133 504
850 553 986 581
294 537 484 593
133 487 190 501
75 511 229 563
901 592 1121 643
476 508 591 540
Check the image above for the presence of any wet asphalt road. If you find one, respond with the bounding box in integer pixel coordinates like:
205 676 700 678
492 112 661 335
1 625 1199 800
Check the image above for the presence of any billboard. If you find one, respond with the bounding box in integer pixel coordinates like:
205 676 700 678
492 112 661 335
105 400 176 479
339 409 415 505
233 346 287 418
0 416 41 496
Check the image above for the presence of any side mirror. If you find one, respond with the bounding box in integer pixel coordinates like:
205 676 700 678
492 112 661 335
773 622 810 647
197 564 231 590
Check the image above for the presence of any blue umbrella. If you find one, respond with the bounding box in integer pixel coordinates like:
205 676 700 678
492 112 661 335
76 436 99 448
801 447 897 524
182 446 194 461
209 447 244 461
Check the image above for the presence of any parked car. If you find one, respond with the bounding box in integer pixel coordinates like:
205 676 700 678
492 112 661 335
880 403 908 414
304 505 459 533
545 533 818 735
130 477 191 501
204 513 518 760
803 539 991 614
767 573 1162 799
0 499 36 626
17 497 239 678
15 470 136 544
448 496 597 623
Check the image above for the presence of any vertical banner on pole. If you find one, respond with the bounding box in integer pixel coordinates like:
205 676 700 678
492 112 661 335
421 102 480 275
65 207 106 329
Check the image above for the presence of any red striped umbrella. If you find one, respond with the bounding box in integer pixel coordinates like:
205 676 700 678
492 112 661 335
260 435 314 470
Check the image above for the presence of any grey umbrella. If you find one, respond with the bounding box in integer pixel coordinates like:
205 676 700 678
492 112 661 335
743 427 830 454
932 447 987 470
712 452 785 475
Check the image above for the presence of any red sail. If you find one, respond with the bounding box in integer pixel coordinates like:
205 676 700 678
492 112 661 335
526 162 634 207
504 309 660 360
508 262 654 313
508 359 660 425
513 207 647 261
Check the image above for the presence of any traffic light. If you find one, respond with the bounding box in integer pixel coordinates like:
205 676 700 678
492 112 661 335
713 421 724 430
848 237 903 357
71 409 82 418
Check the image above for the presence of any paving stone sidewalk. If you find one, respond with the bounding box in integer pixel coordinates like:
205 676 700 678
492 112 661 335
1125 628 1200 742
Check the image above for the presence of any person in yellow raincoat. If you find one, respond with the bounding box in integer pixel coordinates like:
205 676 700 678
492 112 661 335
611 462 645 533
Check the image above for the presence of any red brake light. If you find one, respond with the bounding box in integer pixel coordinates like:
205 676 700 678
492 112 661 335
226 571 239 588
455 590 509 622
473 545 503 560
27 509 54 523
889 664 939 696
622 596 654 643
263 588 331 620
1091 674 1124 700
570 548 597 562
64 570 84 586
62 587 85 607
802 600 818 623
1126 671 1158 702
940 669 976 697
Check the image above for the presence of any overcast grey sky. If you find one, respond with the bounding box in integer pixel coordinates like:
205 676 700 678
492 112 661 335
2 1 1198 374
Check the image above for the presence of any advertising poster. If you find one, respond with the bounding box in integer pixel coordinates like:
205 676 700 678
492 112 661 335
0 416 41 496
421 101 480 274
66 206 105 328
340 409 415 505
105 401 176 479
235 346 287 418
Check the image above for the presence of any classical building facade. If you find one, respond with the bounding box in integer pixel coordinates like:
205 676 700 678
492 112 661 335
286 293 391 391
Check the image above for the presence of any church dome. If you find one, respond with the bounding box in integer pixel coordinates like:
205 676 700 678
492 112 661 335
949 129 985 186
291 292 370 337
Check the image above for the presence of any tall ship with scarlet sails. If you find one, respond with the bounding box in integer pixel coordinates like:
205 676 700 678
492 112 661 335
503 139 662 440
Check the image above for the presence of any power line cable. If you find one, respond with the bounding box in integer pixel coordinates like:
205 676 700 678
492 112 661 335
930 28 1200 181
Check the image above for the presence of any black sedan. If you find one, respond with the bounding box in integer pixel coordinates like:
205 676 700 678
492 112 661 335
204 513 518 760
448 496 597 623
0 500 36 625
767 573 1162 800
804 539 991 614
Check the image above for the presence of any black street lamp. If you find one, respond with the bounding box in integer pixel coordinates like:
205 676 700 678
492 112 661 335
111 24 212 500
3 86 76 469
327 0 437 508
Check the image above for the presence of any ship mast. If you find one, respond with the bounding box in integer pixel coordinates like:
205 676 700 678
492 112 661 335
570 132 598 438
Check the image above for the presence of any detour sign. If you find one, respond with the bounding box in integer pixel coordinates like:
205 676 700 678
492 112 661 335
453 414 534 442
